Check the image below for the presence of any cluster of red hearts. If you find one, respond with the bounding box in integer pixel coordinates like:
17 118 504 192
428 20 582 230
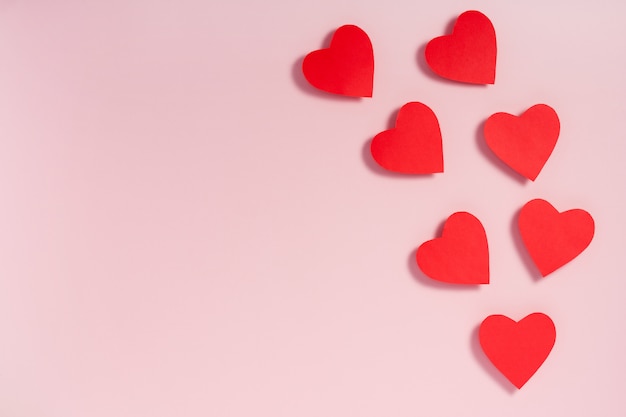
301 11 595 389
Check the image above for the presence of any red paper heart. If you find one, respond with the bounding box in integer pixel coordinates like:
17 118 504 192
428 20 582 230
479 313 556 389
484 104 560 181
302 25 374 97
416 212 488 284
425 10 496 84
370 102 443 174
518 199 594 277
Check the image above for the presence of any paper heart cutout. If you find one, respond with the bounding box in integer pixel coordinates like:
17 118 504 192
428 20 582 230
425 10 496 84
484 104 560 181
416 212 488 284
370 102 443 174
518 199 594 277
302 25 374 97
479 313 556 389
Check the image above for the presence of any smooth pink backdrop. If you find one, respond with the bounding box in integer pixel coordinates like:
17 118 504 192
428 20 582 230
0 1 624 415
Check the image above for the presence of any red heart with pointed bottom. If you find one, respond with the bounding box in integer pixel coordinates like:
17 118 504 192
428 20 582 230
518 198 594 277
484 104 560 181
370 102 443 174
302 25 374 97
479 313 556 389
416 212 488 284
425 10 496 84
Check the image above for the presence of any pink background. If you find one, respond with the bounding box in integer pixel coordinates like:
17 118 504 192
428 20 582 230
0 1 625 415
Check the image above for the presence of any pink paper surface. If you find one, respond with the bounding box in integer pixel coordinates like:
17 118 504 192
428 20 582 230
0 1 625 416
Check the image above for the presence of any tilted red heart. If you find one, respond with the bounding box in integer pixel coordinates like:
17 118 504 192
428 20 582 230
425 10 496 84
484 104 560 181
302 25 374 97
479 313 556 389
518 199 594 277
370 102 443 174
416 212 488 284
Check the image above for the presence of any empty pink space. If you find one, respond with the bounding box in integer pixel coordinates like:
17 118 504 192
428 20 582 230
0 1 625 416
